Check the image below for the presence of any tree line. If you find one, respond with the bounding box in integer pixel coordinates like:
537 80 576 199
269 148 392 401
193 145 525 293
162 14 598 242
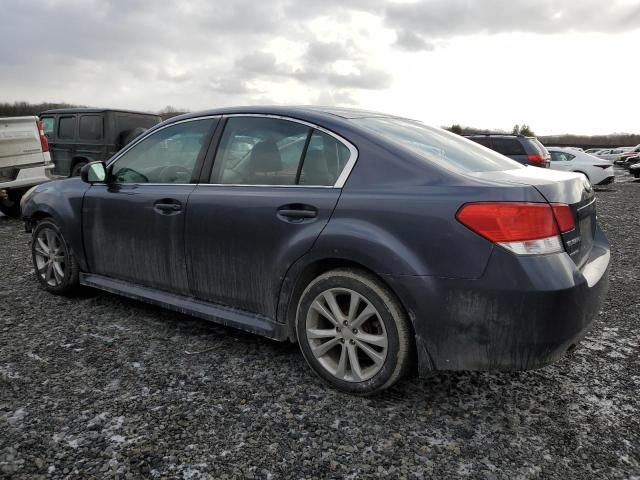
0 101 188 121
445 123 639 148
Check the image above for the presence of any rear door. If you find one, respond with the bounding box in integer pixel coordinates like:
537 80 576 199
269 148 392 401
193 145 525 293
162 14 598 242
83 117 218 294
185 115 354 319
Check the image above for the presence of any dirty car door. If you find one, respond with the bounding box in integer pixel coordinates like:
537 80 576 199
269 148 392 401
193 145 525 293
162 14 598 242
83 117 218 294
185 116 354 318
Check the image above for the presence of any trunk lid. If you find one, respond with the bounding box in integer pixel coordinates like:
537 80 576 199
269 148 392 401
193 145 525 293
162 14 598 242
469 167 596 268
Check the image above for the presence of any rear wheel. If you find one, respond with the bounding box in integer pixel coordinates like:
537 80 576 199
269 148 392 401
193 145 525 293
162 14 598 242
70 161 87 177
31 219 79 294
296 268 412 395
0 190 24 218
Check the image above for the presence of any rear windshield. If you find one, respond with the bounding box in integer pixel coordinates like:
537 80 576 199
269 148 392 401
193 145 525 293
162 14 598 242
527 137 549 156
353 117 524 173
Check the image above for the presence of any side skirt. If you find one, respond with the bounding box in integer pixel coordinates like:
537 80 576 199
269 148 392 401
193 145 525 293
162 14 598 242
79 273 288 341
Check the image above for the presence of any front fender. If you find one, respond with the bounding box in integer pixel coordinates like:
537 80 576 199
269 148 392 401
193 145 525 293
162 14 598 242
22 178 89 271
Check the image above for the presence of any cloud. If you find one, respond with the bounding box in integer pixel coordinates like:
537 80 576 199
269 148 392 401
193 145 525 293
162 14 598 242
0 0 638 116
384 0 640 43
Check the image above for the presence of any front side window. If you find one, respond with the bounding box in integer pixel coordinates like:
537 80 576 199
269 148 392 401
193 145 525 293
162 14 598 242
110 119 213 184
41 117 54 136
79 115 103 141
58 116 76 140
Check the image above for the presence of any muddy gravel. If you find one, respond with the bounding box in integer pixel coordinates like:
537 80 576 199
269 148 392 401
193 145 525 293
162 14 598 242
1 173 639 479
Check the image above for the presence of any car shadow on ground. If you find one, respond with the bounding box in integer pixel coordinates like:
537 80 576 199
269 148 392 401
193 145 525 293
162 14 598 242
83 288 570 406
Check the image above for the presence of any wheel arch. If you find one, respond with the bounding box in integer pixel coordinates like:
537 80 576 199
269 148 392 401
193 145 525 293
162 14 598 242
278 255 416 343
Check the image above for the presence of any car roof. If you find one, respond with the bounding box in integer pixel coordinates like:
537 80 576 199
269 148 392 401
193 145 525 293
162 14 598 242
39 107 160 116
163 105 405 125
464 133 526 138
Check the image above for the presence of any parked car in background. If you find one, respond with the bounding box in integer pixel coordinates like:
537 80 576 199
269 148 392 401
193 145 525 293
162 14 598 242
623 154 640 170
0 116 52 217
21 106 610 395
39 108 161 176
618 144 640 164
547 147 614 186
630 162 640 178
584 148 604 154
595 148 629 162
465 134 550 168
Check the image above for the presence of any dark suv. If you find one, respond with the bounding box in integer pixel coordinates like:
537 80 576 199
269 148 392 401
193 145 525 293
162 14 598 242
466 134 551 168
39 108 161 176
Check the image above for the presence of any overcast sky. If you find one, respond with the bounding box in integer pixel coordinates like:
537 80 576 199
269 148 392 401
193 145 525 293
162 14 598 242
1 0 640 134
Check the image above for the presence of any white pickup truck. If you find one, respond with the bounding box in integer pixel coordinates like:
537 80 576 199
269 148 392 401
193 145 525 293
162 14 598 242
0 116 53 217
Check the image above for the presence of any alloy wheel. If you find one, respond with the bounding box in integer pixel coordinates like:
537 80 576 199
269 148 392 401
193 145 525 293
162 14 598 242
305 288 388 382
33 228 66 287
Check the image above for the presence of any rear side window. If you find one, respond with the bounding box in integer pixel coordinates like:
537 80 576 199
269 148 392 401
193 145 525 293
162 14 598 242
213 117 309 185
528 138 549 156
491 138 526 155
550 151 575 162
79 115 103 140
58 116 76 140
468 137 492 148
353 117 522 173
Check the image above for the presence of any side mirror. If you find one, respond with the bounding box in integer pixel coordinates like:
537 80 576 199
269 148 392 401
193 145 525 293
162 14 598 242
81 161 107 184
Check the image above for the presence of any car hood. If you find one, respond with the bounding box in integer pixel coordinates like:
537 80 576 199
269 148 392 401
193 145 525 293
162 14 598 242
468 167 593 204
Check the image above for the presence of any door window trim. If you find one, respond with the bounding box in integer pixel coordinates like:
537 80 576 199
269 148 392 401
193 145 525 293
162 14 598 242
105 115 220 186
105 113 359 188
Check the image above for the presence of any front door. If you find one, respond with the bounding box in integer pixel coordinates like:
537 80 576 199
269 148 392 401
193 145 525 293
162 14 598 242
83 117 218 294
186 116 354 318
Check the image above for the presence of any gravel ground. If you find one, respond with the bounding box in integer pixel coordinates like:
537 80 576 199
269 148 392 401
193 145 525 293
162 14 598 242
1 171 639 479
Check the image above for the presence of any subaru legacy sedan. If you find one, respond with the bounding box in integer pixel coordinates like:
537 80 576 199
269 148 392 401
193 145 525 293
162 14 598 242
21 106 610 395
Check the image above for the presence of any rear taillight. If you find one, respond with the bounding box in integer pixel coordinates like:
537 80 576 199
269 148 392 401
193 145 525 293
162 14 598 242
456 202 575 255
527 154 546 167
37 120 49 153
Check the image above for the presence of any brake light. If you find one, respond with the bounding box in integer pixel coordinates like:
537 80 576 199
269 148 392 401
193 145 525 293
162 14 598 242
527 154 546 167
456 202 575 255
37 120 49 153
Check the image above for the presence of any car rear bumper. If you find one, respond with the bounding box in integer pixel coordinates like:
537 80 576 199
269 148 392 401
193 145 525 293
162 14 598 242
383 226 610 375
595 174 615 185
0 164 54 190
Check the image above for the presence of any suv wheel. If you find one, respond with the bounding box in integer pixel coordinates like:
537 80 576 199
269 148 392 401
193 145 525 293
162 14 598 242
31 219 79 294
70 161 87 177
296 268 411 395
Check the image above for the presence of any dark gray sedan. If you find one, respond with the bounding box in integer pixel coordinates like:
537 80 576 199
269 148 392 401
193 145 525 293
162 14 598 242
21 106 610 395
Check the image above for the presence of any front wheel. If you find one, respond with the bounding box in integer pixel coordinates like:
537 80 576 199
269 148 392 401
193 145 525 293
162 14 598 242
31 219 79 294
296 268 412 395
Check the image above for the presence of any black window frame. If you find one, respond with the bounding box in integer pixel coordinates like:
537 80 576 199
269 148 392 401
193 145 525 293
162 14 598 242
78 114 104 142
57 115 77 141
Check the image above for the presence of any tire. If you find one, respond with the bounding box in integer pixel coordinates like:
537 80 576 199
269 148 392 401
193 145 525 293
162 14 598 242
70 161 87 177
31 219 79 294
296 268 412 395
0 190 23 218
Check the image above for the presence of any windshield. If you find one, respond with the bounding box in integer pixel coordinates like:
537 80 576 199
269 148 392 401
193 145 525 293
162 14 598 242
352 117 524 173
